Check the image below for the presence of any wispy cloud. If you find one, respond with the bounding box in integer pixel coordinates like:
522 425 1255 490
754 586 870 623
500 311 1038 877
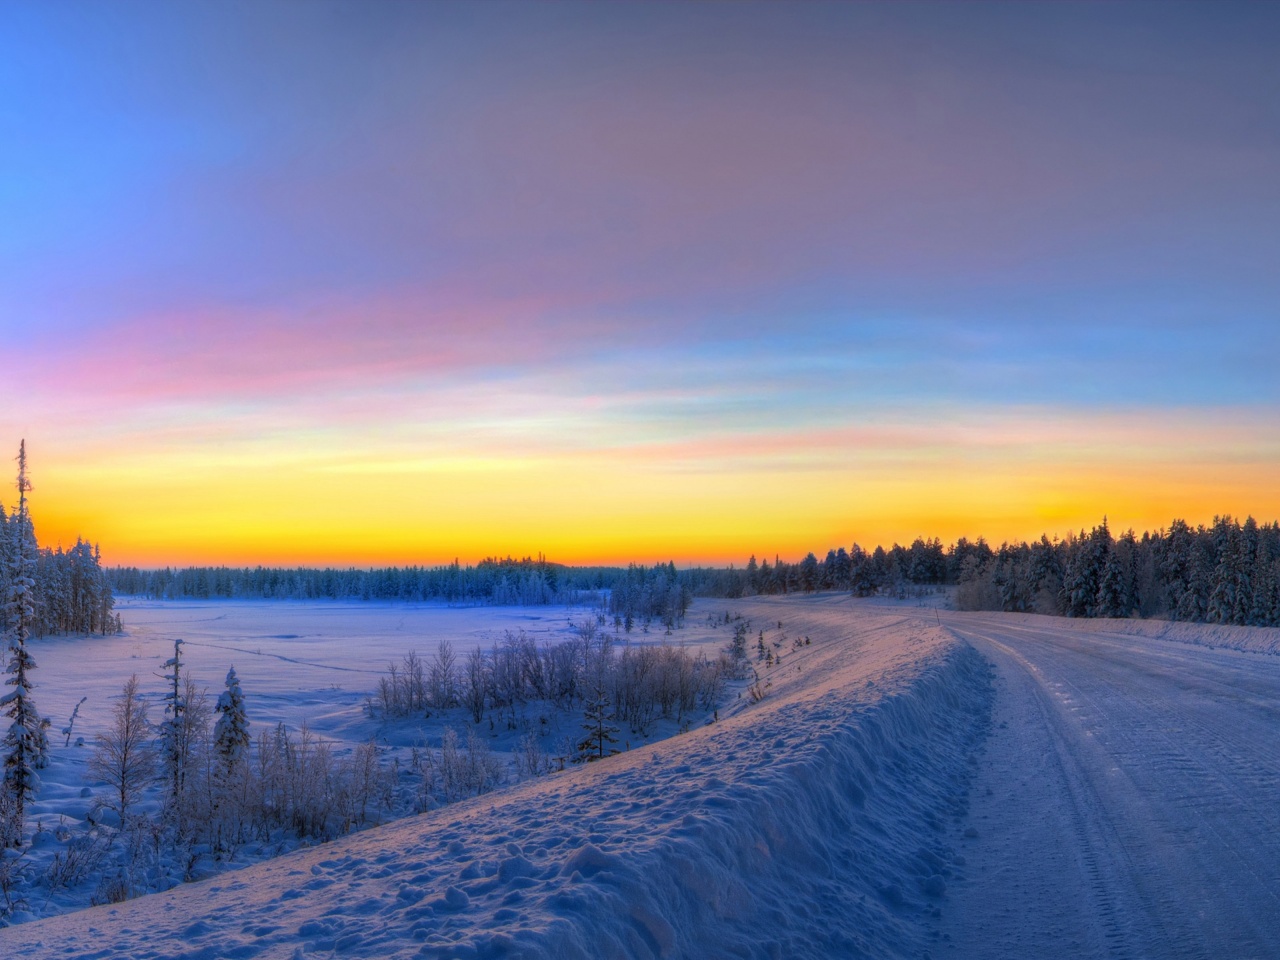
4 3 1280 563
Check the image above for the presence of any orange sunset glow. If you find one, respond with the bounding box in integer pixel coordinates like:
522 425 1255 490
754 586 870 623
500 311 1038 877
5 3 1279 568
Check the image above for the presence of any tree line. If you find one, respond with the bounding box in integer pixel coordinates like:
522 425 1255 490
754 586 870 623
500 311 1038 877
107 558 699 629
108 556 613 606
723 516 1280 627
105 514 1280 628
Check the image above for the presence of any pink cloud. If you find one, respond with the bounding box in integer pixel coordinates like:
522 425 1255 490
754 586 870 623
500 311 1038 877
33 285 619 408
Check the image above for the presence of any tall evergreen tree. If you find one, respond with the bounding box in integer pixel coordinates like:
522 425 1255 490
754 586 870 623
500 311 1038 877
1 441 50 845
1063 521 1110 618
1096 549 1128 618
158 638 194 813
798 552 819 592
1206 516 1244 624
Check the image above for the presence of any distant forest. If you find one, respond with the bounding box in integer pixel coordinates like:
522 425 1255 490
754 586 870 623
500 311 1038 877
108 558 703 630
756 515 1280 627
110 556 617 605
108 514 1280 629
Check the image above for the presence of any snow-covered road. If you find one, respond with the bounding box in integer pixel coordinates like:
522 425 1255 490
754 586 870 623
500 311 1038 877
942 613 1280 959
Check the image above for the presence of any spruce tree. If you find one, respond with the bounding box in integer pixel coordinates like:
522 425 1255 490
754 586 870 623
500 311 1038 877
575 682 619 763
158 638 190 811
1096 550 1128 618
214 667 250 775
1207 518 1242 625
1250 539 1276 627
798 553 819 592
1 441 49 845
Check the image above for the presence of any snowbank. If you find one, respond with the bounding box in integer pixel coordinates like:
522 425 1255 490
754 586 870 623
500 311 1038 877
2 599 992 959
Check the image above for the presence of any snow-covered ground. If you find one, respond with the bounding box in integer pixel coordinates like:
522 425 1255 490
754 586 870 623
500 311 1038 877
1 595 993 957
7 597 1280 958
941 610 1280 959
35 596 679 753
6 598 738 922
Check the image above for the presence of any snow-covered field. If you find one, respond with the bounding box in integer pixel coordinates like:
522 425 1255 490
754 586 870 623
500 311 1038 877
6 596 1280 958
6 598 738 922
34 596 675 755
2 595 993 957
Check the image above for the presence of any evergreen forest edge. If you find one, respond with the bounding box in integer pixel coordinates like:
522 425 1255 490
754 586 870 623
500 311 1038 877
105 515 1280 630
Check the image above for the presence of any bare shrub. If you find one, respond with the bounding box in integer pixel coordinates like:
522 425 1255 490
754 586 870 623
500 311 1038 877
955 577 1001 611
43 833 110 892
88 675 156 824
416 728 503 804
512 731 552 778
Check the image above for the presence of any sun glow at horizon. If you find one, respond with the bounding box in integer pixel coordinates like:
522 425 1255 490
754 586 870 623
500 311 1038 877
23 401 1280 569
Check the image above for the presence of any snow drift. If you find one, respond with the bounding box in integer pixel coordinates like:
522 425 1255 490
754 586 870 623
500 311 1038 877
2 599 993 959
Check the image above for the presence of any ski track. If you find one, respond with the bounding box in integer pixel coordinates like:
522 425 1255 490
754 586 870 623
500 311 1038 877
1 598 993 959
182 639 385 676
943 611 1280 960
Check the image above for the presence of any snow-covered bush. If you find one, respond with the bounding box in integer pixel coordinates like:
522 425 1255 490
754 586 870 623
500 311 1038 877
511 730 553 778
42 833 109 893
414 728 503 806
383 627 731 741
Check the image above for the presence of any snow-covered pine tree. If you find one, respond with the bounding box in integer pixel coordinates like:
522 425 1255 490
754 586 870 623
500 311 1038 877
1206 516 1242 625
798 552 819 593
93 542 114 634
1250 538 1277 627
1269 557 1280 627
158 638 189 810
1095 549 1128 618
831 547 851 590
1159 519 1194 619
745 554 760 594
850 545 877 597
1233 516 1260 625
1 441 50 845
1062 520 1111 618
213 667 250 775
730 621 749 672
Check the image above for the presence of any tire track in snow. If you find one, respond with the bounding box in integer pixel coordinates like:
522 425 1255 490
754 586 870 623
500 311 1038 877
946 614 1280 959
983 618 1280 954
955 628 1151 959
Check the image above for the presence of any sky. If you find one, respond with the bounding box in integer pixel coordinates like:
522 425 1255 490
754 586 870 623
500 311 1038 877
2 1 1279 568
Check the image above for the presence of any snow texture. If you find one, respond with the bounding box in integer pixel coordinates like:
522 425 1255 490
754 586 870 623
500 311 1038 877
0 596 992 958
941 611 1280 958
10 596 1279 958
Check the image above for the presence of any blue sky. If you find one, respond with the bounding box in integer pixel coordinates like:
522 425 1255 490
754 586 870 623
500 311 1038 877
2 1 1278 564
